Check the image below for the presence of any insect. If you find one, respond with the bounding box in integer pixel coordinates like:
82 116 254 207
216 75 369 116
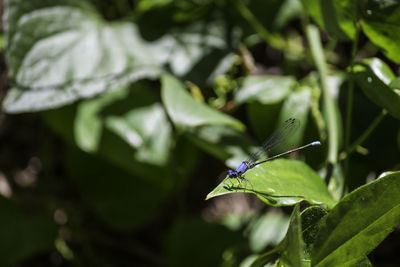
226 118 321 187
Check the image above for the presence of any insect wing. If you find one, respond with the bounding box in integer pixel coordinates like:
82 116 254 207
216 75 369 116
246 118 300 164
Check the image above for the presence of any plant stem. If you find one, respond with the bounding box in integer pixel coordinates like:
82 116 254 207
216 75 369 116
305 24 338 165
340 109 387 160
234 0 285 50
343 22 360 175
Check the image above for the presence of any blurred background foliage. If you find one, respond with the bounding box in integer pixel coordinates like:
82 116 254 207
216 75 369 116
0 0 399 266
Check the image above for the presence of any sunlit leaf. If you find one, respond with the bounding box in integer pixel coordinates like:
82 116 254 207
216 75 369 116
4 0 229 113
44 84 176 188
106 102 172 166
311 171 400 266
4 0 162 113
74 82 173 166
206 159 336 209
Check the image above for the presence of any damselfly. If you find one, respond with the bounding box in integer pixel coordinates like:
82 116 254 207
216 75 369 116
226 118 321 187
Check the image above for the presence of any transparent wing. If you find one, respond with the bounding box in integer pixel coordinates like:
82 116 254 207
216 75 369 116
246 118 300 164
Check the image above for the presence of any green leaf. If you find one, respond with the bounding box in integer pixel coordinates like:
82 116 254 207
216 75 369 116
353 58 400 119
161 74 244 131
361 4 400 63
4 0 162 113
44 84 176 189
156 20 228 79
74 87 129 153
206 159 336 209
105 102 173 166
74 81 173 166
0 196 56 266
248 212 290 253
280 205 306 267
311 171 400 266
234 75 295 105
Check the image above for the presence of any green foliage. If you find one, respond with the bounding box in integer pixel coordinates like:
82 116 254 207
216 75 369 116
162 74 244 131
1 0 400 266
312 171 400 266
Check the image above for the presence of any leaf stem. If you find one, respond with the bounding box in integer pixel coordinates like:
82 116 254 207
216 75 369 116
305 25 338 165
340 109 387 160
343 22 360 175
233 0 285 50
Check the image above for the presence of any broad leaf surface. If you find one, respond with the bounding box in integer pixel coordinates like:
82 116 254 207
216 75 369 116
311 171 400 266
353 58 400 119
4 0 162 112
161 74 244 131
206 159 335 209
4 0 229 113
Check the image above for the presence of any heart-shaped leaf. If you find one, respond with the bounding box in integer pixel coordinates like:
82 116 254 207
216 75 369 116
4 0 162 113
